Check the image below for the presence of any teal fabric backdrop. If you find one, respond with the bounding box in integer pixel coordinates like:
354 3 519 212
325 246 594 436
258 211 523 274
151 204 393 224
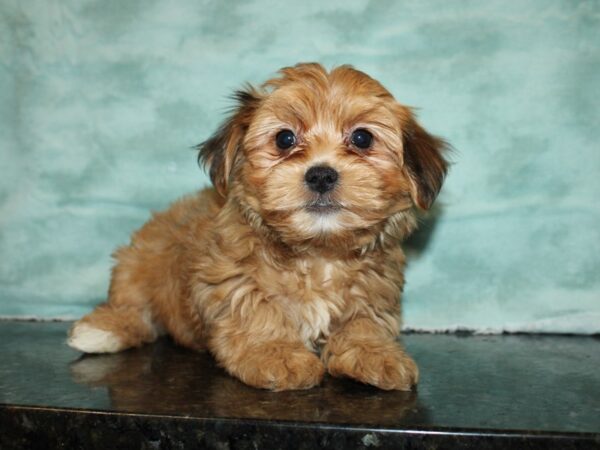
1 0 599 333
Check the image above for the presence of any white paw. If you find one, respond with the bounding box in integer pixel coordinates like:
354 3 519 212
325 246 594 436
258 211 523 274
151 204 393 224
68 323 123 353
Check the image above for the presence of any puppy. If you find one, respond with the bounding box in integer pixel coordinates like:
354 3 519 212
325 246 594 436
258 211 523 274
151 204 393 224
68 63 448 391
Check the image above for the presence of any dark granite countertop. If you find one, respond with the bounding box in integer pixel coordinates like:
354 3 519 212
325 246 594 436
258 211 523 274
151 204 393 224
0 321 598 449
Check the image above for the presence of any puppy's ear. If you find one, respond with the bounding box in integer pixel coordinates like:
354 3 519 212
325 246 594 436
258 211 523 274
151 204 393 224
402 114 449 210
197 87 261 196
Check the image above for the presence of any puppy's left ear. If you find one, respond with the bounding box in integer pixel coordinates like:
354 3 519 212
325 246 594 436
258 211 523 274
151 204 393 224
197 87 261 196
402 115 449 210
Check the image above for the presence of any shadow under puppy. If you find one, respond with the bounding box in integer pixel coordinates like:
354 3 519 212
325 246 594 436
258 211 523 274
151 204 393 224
68 63 448 391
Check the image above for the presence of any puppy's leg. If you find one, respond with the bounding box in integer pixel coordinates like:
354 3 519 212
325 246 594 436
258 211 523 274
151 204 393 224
323 317 418 391
68 304 158 354
207 296 324 391
68 248 159 354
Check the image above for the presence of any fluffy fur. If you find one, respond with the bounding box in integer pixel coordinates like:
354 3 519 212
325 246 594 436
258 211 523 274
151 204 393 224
68 63 448 391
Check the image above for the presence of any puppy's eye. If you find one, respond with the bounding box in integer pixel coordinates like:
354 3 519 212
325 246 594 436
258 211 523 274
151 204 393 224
350 128 373 150
275 129 296 151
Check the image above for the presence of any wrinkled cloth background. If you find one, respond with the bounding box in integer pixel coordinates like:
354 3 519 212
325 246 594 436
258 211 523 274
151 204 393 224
1 0 598 333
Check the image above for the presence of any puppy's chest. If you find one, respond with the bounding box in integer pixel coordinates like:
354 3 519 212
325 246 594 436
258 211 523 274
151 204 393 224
259 259 347 347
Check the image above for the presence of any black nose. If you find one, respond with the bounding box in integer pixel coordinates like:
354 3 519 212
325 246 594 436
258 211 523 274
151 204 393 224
305 165 339 194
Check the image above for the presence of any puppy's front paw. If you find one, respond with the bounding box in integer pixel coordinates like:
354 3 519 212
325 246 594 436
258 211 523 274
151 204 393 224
234 343 324 391
327 341 418 391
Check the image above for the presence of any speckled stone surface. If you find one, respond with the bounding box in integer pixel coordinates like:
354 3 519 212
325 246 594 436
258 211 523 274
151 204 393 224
0 321 599 449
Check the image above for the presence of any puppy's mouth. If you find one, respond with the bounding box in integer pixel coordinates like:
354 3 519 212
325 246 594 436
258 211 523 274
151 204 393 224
305 196 342 214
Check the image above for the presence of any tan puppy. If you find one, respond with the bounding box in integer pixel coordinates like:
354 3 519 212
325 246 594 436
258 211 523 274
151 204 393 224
68 63 448 391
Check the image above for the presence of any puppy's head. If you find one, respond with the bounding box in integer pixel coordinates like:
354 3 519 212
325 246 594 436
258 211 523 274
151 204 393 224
198 63 448 249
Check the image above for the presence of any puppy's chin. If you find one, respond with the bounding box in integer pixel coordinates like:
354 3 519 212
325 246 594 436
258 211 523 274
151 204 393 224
267 206 385 251
293 209 344 235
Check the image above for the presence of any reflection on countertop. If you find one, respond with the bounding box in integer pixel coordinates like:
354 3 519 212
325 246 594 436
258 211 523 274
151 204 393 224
1 321 599 449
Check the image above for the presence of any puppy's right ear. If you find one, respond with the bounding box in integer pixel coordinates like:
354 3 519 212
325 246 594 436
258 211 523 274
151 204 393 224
197 87 261 196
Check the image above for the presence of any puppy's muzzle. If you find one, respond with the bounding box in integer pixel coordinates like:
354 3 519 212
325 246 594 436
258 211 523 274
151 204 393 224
305 165 338 194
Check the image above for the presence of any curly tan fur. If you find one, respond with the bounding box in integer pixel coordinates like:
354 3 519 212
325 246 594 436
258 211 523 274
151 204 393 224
68 63 448 391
